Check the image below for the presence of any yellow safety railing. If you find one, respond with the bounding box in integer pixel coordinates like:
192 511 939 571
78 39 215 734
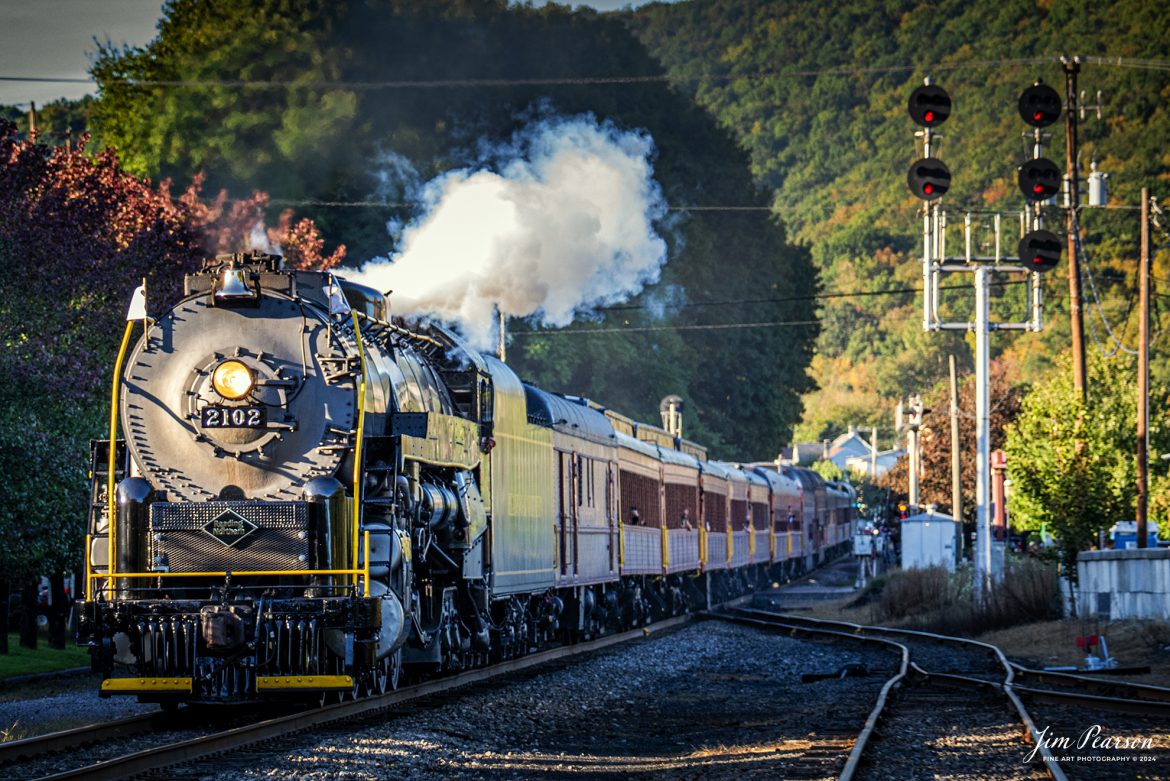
84 533 93 600
661 525 669 570
748 524 757 557
698 526 708 565
350 309 368 592
89 569 365 580
104 319 137 598
362 529 371 597
86 567 370 600
89 284 380 601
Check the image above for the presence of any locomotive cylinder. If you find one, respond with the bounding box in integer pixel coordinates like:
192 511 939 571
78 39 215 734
304 477 347 587
115 477 153 598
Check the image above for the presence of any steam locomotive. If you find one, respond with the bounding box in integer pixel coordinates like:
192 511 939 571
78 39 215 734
78 252 855 706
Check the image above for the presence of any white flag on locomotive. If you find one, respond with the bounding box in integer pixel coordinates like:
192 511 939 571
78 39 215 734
126 284 147 321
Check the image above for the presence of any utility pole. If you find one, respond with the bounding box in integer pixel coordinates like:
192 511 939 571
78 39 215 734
949 355 962 524
1137 187 1150 548
871 426 878 480
906 395 923 509
1061 55 1087 402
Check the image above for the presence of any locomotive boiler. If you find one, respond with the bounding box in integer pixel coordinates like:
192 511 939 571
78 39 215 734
78 252 855 706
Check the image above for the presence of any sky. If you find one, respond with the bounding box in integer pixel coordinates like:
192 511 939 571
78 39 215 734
0 0 665 108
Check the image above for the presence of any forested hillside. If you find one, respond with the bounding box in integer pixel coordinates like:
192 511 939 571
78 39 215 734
87 0 817 458
12 0 1170 456
633 0 1170 441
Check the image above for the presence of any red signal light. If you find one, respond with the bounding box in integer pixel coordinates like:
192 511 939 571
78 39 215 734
924 183 934 194
1033 111 1044 122
908 84 951 127
1018 229 1061 272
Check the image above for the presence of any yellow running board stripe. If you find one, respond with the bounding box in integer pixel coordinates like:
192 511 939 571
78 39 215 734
256 675 354 691
102 677 193 694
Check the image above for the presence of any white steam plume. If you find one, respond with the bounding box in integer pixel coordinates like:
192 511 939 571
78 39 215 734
351 116 668 349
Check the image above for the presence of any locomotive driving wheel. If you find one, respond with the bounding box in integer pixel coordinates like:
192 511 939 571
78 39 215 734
369 650 402 695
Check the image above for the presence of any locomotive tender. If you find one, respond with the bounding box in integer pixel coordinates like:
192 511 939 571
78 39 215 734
78 252 855 705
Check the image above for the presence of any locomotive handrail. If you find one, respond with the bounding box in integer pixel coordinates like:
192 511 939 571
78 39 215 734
350 308 368 596
87 568 368 580
103 318 137 597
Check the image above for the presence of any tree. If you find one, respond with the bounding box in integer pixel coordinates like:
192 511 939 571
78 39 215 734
88 0 819 459
1004 354 1169 580
633 0 1170 450
878 359 1024 525
0 121 341 648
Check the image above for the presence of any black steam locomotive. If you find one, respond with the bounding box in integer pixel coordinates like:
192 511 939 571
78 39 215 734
78 252 854 705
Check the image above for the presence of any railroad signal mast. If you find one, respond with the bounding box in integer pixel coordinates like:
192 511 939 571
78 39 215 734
907 79 1060 603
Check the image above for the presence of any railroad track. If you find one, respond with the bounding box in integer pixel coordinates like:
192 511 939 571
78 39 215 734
4 615 691 781
717 607 1066 780
729 605 1170 780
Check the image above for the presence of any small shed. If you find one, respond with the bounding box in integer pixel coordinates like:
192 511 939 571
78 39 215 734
901 510 960 571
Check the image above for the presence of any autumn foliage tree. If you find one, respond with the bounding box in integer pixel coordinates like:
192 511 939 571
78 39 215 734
0 121 342 649
878 360 1024 528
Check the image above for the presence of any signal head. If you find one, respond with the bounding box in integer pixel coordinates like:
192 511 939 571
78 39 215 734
908 157 951 200
1017 229 1062 272
908 84 951 128
1018 81 1062 128
1018 158 1061 202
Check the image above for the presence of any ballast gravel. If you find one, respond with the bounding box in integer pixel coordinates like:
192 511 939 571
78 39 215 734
190 621 894 781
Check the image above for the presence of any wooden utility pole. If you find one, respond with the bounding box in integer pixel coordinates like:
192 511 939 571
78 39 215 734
1061 56 1087 402
1137 188 1150 548
949 355 962 523
870 426 878 479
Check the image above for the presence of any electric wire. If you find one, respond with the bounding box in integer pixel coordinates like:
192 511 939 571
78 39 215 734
1077 224 1138 357
3 54 1169 94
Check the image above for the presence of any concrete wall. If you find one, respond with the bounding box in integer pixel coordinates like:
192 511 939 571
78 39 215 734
1076 548 1170 620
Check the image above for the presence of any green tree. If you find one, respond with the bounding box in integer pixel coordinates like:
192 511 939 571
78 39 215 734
89 0 819 459
1004 355 1168 579
632 0 1170 439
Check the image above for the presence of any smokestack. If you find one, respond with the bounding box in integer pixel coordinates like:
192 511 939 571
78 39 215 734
659 394 684 437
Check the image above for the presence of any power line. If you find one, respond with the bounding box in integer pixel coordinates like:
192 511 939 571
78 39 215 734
509 319 820 336
600 278 1028 312
3 54 1167 93
266 198 777 212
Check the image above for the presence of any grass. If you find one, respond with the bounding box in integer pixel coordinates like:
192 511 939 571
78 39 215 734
799 559 1170 687
0 631 90 680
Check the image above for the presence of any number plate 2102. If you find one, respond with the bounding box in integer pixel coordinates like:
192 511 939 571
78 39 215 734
201 405 267 428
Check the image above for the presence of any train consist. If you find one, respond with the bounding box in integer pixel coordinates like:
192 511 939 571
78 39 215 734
78 252 856 705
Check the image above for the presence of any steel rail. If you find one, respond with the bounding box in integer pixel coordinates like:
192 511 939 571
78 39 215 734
34 614 693 781
0 713 160 766
1011 663 1170 702
1011 684 1170 716
729 607 1069 781
707 610 910 781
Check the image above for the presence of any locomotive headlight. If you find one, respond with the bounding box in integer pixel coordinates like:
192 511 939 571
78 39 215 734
211 360 255 400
